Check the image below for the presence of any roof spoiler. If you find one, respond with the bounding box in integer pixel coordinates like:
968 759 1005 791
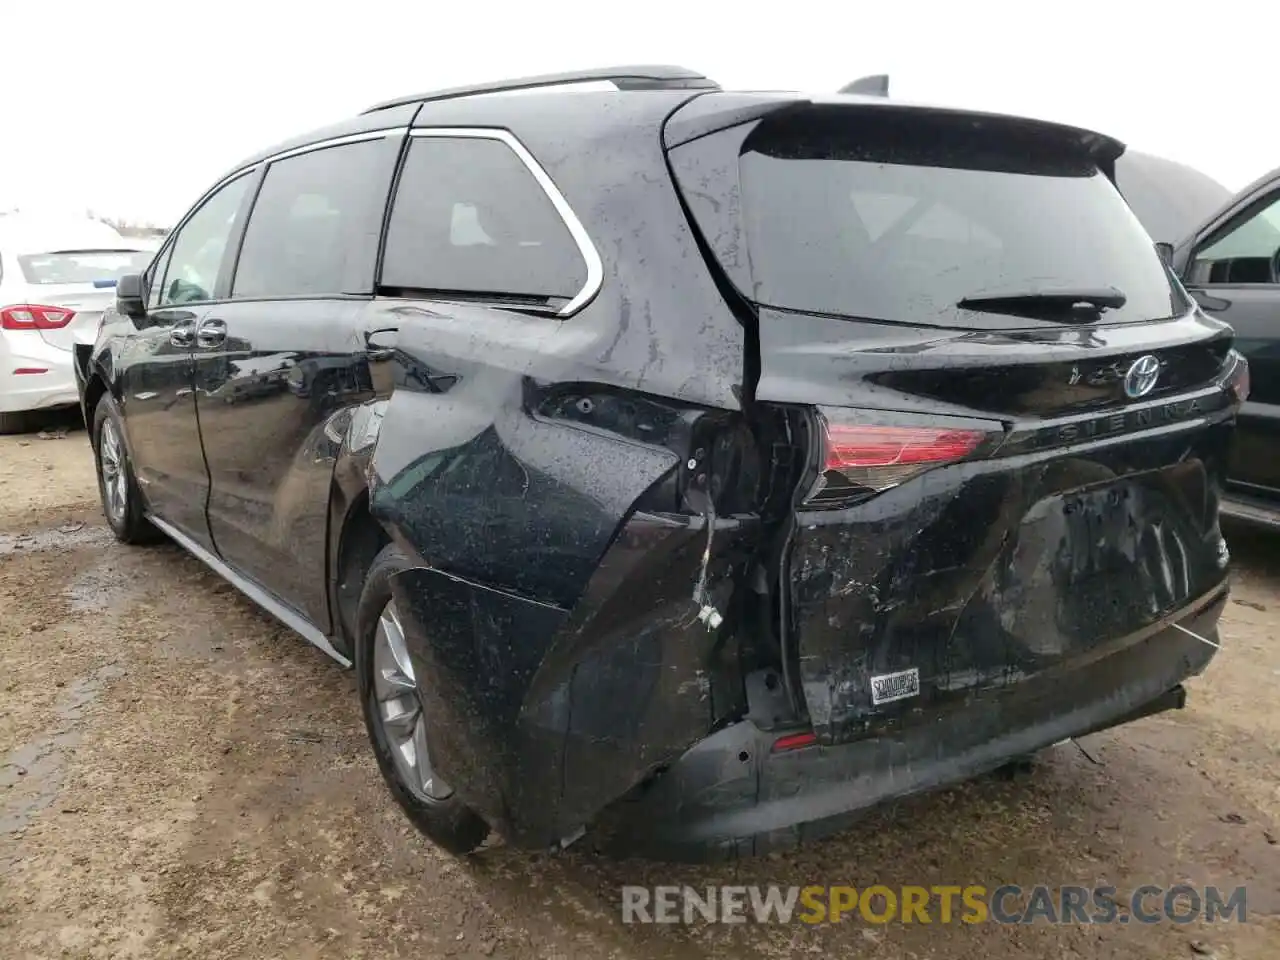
363 65 719 114
838 74 889 97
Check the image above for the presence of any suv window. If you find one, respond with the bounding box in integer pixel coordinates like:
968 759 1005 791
380 136 587 305
146 245 173 309
672 108 1188 329
232 139 389 299
157 173 252 306
1188 193 1280 285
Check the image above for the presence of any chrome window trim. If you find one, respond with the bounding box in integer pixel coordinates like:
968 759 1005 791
156 129 405 273
263 128 404 166
407 127 604 316
214 128 407 188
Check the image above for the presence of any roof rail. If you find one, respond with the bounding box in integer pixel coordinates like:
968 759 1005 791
838 74 890 97
362 65 719 114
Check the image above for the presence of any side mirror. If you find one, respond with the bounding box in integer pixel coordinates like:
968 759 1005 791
1155 242 1176 268
116 274 146 319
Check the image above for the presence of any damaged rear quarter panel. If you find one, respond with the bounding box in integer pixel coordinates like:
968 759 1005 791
365 300 752 844
360 95 763 844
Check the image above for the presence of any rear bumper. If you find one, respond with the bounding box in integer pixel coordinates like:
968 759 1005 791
0 332 77 413
604 587 1226 862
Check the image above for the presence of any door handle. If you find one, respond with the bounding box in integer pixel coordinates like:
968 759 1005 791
169 321 195 348
196 317 227 348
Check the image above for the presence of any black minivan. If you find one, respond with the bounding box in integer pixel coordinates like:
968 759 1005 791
77 66 1247 861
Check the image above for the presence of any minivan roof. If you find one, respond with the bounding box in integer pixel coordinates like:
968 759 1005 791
361 64 720 114
226 70 1127 203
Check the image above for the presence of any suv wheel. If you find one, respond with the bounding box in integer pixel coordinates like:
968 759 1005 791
356 545 489 855
92 396 158 543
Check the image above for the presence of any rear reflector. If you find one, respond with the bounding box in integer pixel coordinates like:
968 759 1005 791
772 731 818 752
1225 352 1249 405
809 418 986 505
12 367 48 375
1 304 76 330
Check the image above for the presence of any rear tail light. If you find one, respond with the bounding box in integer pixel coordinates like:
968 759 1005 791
1 304 76 330
807 416 987 507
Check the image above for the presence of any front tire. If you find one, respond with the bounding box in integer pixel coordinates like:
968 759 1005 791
356 544 489 855
92 395 158 544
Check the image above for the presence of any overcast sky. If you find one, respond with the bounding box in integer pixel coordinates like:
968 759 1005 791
2 1 1272 225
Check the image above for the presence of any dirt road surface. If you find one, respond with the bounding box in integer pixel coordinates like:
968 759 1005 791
2 424 1278 959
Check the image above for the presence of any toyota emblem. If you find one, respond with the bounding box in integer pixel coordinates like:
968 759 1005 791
1123 354 1161 399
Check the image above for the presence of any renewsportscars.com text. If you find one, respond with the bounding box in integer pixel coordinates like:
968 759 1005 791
620 884 1247 925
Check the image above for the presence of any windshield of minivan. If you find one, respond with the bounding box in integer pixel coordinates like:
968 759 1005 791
17 249 152 285
737 112 1188 327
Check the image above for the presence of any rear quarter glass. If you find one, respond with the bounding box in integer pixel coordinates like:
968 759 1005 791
669 106 1191 330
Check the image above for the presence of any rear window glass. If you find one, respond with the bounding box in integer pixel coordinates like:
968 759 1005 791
693 110 1186 328
16 250 152 285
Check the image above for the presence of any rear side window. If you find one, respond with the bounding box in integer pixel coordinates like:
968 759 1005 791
380 136 587 305
672 109 1187 329
233 139 390 299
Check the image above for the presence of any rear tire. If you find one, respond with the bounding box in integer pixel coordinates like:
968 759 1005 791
356 544 489 855
92 395 159 544
0 410 33 435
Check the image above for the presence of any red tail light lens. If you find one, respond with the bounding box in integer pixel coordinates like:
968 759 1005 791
809 418 987 506
1 304 76 330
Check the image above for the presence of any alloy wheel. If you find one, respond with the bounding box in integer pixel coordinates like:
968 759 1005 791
371 600 452 802
98 418 128 525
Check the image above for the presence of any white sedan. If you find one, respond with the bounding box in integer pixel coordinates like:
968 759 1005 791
0 215 154 432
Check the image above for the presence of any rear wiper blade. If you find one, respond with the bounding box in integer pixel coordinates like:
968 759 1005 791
957 287 1127 321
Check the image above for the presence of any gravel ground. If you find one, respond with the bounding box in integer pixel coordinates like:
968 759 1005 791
1 423 1277 959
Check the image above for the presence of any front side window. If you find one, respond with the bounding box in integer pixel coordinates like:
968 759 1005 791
380 136 588 306
158 173 252 307
232 139 388 299
146 244 173 309
1189 193 1280 285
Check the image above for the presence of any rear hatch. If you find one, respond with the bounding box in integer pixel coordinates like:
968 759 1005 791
10 249 151 350
667 99 1243 742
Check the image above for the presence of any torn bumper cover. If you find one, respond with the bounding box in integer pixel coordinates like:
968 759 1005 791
602 589 1224 862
